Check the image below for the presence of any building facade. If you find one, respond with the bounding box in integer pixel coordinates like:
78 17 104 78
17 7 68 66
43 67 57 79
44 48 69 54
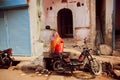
0 0 119 57
40 0 120 54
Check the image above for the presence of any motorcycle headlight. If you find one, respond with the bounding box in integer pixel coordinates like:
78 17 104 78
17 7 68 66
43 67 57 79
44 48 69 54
5 53 8 56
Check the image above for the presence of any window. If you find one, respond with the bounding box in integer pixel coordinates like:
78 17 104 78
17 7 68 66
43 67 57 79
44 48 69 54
77 2 81 7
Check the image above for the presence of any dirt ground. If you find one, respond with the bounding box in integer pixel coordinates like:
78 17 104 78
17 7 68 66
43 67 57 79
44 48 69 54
0 55 120 80
0 67 116 80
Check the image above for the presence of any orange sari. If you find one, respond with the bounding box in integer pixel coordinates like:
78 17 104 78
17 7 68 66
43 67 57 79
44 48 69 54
50 31 64 53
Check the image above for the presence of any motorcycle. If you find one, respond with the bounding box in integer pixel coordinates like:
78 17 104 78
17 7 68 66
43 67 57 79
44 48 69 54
0 48 13 68
51 38 102 75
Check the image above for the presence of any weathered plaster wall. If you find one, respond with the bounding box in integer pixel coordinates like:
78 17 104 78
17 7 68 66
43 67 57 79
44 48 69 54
105 0 113 46
41 0 90 45
29 0 43 56
42 0 90 28
89 0 96 49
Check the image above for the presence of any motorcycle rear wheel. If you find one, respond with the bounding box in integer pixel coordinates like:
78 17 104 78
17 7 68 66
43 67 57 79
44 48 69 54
53 60 65 73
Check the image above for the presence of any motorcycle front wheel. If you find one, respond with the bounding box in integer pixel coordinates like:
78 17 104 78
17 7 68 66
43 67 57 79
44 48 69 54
90 59 102 75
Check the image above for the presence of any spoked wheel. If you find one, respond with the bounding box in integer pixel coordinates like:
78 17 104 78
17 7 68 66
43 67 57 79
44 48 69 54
53 60 65 73
90 59 102 75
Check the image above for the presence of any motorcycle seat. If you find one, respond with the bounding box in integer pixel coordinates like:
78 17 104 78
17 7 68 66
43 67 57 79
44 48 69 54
62 52 70 57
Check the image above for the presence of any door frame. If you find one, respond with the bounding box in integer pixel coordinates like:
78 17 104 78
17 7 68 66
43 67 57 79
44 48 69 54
57 8 73 38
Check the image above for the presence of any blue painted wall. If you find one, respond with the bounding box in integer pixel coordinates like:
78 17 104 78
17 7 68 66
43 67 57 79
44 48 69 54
0 0 27 9
0 9 32 56
0 0 32 56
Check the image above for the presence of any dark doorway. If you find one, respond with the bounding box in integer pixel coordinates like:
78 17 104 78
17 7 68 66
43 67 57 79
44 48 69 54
115 0 120 49
57 8 73 38
95 0 105 48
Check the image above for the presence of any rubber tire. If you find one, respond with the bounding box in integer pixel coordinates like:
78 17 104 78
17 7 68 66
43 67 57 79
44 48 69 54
90 59 102 75
53 60 64 73
2 57 12 69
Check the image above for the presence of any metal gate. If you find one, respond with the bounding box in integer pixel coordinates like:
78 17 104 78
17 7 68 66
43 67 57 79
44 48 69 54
0 8 31 56
0 12 8 49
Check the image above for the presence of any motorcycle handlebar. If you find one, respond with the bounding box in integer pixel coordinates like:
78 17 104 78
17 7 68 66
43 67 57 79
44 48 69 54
83 48 92 51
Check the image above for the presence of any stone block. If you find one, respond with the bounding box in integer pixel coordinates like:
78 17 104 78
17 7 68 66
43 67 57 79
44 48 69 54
114 70 120 77
99 44 112 55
